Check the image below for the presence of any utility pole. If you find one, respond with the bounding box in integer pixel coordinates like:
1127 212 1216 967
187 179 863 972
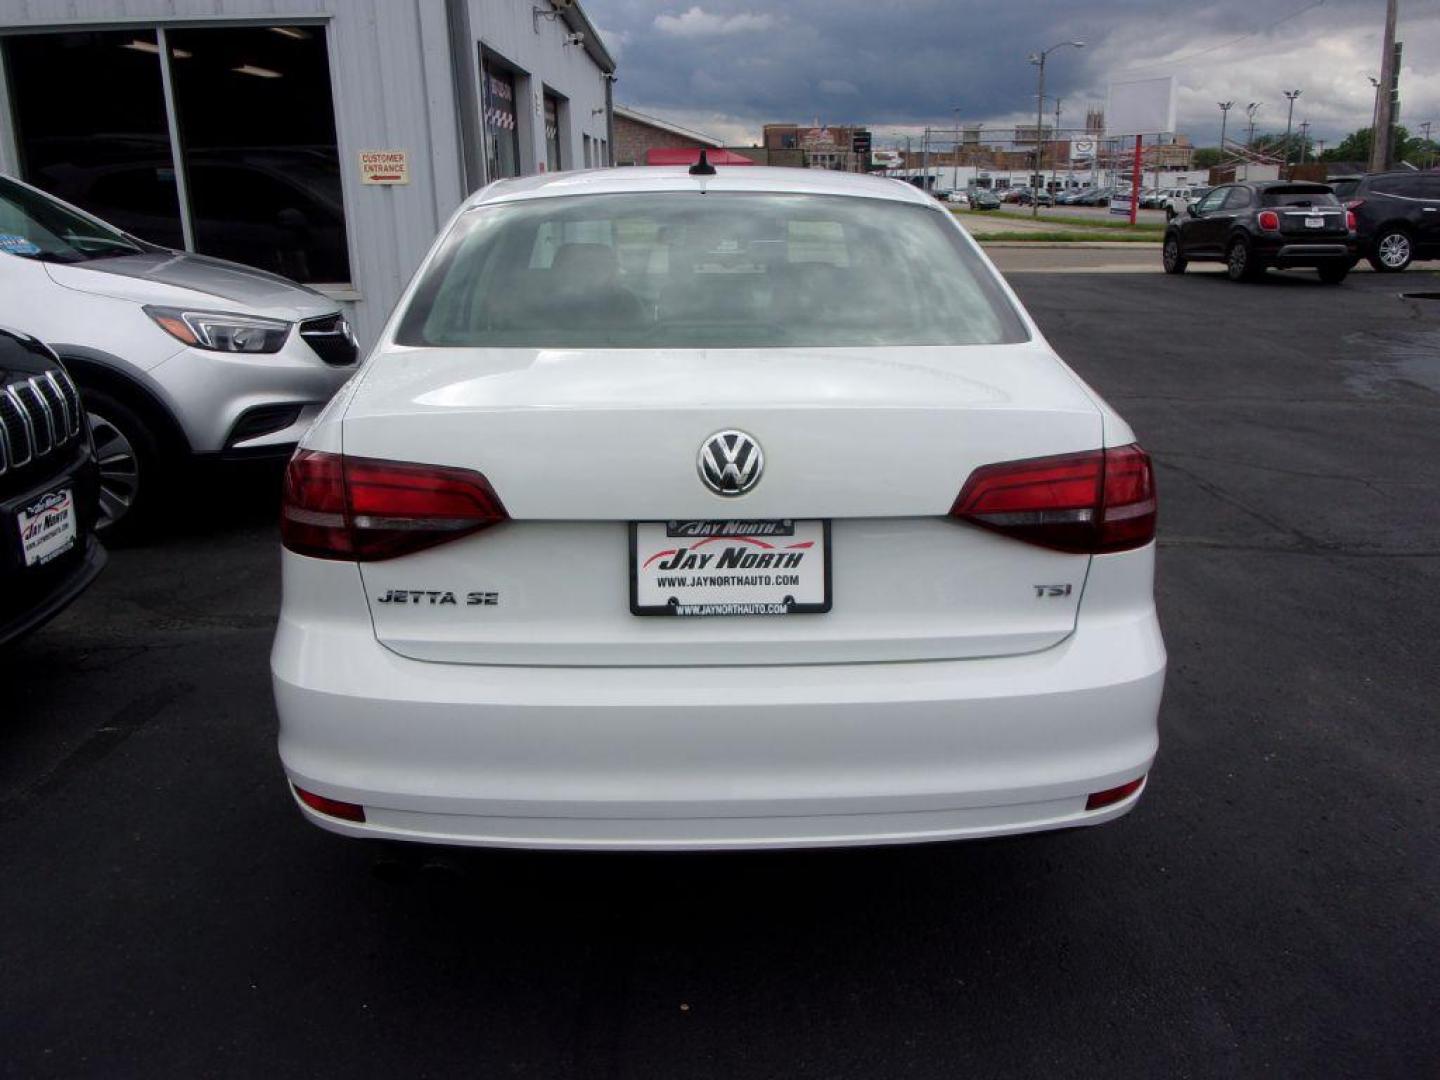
1217 101 1234 178
921 127 929 191
1298 120 1310 165
1282 89 1301 177
1051 97 1062 197
1369 0 1398 172
1422 120 1434 168
1245 102 1262 180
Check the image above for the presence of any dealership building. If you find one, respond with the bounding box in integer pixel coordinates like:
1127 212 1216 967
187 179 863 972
0 0 617 345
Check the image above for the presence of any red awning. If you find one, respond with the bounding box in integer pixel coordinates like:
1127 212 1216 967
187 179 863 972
645 147 755 166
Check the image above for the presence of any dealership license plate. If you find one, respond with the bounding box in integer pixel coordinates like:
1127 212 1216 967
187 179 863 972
630 520 831 616
1305 216 1325 228
17 488 77 567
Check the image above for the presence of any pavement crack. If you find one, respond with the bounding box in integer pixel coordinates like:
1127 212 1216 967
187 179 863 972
0 684 192 826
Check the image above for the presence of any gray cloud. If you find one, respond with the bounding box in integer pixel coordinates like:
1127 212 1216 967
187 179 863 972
586 0 1439 148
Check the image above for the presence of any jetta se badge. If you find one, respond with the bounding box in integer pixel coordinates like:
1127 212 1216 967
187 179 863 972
699 430 763 497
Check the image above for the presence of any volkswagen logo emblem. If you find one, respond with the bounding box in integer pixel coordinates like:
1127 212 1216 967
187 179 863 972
698 430 763 497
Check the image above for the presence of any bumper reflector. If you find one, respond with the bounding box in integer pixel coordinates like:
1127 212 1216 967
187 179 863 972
1085 776 1146 811
294 785 366 823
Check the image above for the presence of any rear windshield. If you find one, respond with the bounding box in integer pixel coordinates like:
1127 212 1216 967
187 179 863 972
395 192 1028 348
1328 179 1359 200
1260 187 1340 208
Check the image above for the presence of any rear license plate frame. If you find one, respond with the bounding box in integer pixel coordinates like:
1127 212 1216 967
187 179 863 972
629 519 832 616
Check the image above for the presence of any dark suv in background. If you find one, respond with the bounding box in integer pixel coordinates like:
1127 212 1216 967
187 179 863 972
1330 172 1440 273
1 328 105 645
1162 181 1356 283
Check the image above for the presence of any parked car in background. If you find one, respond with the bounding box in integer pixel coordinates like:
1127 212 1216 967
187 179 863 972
1329 172 1440 273
1164 186 1210 220
967 188 1001 210
1015 189 1054 207
1163 180 1355 283
272 166 1165 851
1139 190 1166 210
1055 189 1091 205
0 173 360 537
1075 187 1114 207
0 327 105 645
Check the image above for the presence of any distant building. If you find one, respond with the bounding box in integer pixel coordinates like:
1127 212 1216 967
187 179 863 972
613 105 723 167
762 123 867 171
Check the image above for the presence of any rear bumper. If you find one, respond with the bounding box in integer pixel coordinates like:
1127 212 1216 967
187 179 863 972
272 549 1166 851
1255 239 1355 263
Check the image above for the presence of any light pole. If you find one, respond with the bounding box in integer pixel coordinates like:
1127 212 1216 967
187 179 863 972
1298 120 1311 165
1217 101 1234 172
953 107 962 192
1027 40 1085 217
1282 89 1301 176
1245 102 1263 179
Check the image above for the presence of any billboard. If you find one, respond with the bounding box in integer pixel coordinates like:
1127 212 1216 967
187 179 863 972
1105 76 1177 136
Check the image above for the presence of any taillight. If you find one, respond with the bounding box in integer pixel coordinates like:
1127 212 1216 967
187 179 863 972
281 449 508 561
1257 210 1280 231
950 444 1156 554
1346 210 1357 231
1085 776 1145 811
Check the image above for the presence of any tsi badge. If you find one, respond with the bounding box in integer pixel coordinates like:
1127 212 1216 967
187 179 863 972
1034 584 1073 598
698 430 764 497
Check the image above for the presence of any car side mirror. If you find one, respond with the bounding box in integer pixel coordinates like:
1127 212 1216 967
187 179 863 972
1187 204 1201 218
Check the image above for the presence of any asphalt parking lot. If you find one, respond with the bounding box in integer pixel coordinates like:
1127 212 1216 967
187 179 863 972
3 268 1437 1078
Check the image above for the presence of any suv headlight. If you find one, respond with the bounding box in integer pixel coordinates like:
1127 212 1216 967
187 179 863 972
144 306 292 353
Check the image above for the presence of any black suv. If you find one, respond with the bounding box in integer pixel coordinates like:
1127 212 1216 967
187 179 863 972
1330 171 1440 273
1 328 105 645
1162 181 1356 283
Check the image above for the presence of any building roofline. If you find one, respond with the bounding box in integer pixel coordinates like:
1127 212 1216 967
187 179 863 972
559 1 616 73
614 105 725 148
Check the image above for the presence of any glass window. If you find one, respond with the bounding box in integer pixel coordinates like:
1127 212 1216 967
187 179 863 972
395 193 1028 349
543 93 562 172
166 25 349 283
1328 179 1360 200
1259 187 1339 208
2 24 350 283
1222 187 1253 210
2 30 183 248
481 54 521 180
1195 188 1228 214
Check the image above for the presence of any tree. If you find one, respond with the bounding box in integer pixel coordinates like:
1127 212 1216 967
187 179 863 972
1192 147 1222 168
1321 125 1434 165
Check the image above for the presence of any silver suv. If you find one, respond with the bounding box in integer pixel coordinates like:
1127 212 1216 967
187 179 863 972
0 173 357 535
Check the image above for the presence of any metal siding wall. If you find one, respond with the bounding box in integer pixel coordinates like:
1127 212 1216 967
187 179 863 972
467 0 608 177
0 0 468 348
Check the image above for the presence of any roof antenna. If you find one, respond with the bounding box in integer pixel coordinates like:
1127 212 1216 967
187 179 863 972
689 148 716 176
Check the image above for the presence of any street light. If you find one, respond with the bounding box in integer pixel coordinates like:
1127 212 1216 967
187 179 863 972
1282 89 1302 176
1027 40 1085 217
1218 101 1234 167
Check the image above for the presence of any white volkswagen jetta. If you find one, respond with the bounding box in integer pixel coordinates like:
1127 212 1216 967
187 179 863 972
272 165 1165 850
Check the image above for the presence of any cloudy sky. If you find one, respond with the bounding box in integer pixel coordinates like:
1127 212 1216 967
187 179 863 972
586 0 1439 150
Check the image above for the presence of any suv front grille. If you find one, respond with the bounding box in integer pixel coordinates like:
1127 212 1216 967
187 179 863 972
299 313 359 367
0 368 84 477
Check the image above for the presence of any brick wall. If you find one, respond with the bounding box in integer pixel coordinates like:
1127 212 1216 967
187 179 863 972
614 114 717 165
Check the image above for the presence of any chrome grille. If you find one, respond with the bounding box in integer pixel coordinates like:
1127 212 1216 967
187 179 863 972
0 368 84 477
